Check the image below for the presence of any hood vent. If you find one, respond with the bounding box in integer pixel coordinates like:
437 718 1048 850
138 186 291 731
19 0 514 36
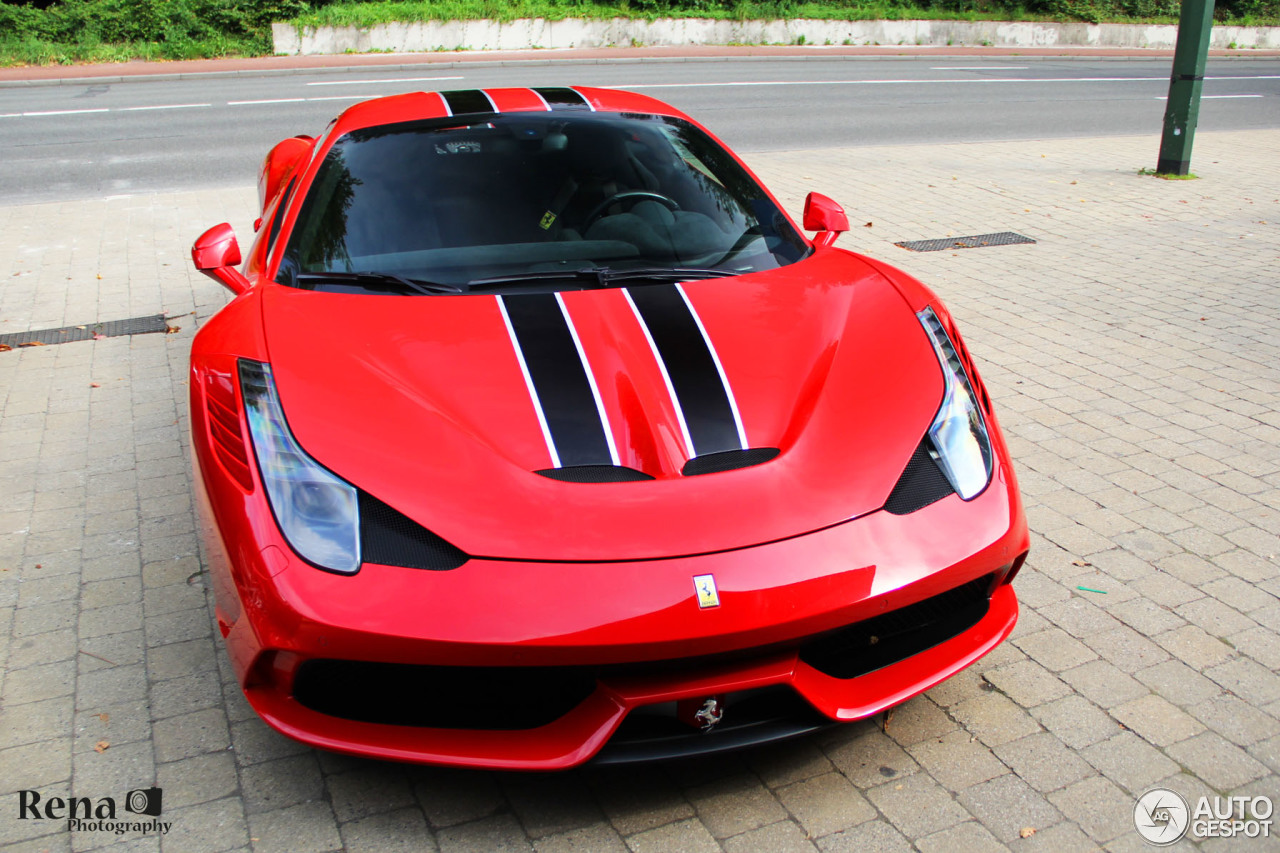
359 492 469 571
536 466 654 483
682 448 780 477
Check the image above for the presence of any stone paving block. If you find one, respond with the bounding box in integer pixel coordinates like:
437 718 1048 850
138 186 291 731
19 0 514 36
687 773 788 839
588 765 694 837
824 728 921 788
1047 776 1132 844
814 819 912 853
1165 732 1270 791
1058 660 1150 709
240 753 325 815
151 707 229 763
722 819 817 853
748 739 834 788
159 796 248 853
950 690 1042 748
983 659 1072 708
957 773 1061 844
623 817 718 853
341 808 437 853
774 772 876 839
1155 624 1237 670
993 732 1094 794
0 696 74 750
880 696 956 748
1188 692 1280 750
155 752 238 810
1135 659 1223 708
227 718 310 767
326 765 417 824
866 774 968 839
1011 627 1097 673
1230 626 1280 670
1081 731 1179 795
503 772 603 840
915 820 1005 853
1006 819 1097 853
907 730 1009 792
246 801 342 853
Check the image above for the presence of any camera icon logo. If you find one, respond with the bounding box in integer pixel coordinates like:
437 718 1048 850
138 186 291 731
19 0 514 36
125 787 163 817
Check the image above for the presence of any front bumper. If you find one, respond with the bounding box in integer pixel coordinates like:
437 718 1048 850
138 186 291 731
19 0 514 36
195 429 1027 769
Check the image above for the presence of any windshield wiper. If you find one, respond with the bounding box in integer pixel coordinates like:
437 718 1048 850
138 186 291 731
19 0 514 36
294 271 464 295
468 266 740 290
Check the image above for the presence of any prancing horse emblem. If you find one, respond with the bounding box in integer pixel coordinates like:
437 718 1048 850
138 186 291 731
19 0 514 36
694 574 720 609
694 698 724 732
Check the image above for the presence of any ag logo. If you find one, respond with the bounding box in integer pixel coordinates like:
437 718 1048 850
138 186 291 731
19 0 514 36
1134 788 1190 845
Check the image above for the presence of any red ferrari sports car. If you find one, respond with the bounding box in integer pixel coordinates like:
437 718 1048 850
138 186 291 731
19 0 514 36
189 86 1028 769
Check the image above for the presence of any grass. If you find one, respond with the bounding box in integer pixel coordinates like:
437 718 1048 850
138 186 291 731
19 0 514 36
0 34 268 67
1138 167 1201 179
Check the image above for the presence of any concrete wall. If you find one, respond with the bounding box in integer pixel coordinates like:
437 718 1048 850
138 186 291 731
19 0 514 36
273 17 1280 55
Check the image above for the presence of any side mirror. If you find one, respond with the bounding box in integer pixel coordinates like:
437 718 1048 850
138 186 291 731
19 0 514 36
803 192 850 248
258 136 312 212
192 223 250 296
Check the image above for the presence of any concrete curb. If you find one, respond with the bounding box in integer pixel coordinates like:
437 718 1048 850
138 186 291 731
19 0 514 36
1 42 1276 88
274 16 1280 55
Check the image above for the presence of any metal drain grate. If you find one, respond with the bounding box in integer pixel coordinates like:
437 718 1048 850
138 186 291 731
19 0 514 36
0 314 169 349
896 232 1036 252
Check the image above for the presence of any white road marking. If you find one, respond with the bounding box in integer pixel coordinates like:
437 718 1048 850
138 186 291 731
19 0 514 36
305 76 464 86
304 95 374 102
618 75 1280 88
120 103 211 111
22 108 110 116
930 66 1030 70
227 98 308 105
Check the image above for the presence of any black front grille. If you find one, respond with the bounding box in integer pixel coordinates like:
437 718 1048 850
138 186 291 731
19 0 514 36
536 465 654 483
292 659 596 730
883 440 955 515
359 492 469 571
682 447 780 476
800 574 994 679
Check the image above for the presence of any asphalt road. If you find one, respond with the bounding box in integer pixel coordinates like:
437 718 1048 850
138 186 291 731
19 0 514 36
2 56 1278 204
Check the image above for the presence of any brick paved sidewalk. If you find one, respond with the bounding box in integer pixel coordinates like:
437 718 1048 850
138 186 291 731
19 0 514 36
1 129 1277 852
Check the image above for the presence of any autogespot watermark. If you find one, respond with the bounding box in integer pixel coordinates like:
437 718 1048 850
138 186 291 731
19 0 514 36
17 786 170 836
1134 788 1273 845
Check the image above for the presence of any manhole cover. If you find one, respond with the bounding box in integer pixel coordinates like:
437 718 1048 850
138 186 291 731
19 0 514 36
896 232 1036 252
0 314 169 349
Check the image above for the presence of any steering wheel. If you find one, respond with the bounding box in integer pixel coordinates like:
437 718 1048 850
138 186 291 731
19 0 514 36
582 191 680 232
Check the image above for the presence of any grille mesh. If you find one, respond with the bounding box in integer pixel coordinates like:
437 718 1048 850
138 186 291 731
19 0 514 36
359 492 469 571
800 574 993 679
682 448 780 476
0 314 169 348
883 440 955 515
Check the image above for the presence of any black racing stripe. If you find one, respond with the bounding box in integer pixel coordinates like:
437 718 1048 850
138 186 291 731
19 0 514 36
534 87 590 110
627 286 741 457
442 89 495 116
502 294 612 467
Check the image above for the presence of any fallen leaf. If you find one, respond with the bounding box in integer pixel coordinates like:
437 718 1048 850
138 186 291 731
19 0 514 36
98 713 110 723
18 341 45 347
1020 827 1037 838
1071 560 1092 567
864 221 873 228
92 333 106 341
90 383 101 388
94 741 110 753
165 325 181 335
76 325 86 329
96 273 102 280
35 564 41 569
0 344 10 353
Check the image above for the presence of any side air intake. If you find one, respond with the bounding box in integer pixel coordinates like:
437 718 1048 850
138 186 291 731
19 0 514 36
359 492 469 571
883 440 955 515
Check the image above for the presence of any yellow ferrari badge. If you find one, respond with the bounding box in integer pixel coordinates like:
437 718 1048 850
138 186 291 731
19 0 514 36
694 574 720 609
539 211 557 230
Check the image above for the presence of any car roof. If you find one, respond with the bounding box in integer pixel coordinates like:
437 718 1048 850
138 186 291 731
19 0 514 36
329 86 693 137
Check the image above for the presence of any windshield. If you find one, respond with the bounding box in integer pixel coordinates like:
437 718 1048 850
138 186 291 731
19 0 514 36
278 111 808 294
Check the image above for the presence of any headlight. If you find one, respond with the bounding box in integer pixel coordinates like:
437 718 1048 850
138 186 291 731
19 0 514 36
239 359 361 573
918 307 993 500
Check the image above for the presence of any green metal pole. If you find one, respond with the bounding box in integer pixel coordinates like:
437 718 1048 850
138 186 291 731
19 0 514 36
1157 0 1216 175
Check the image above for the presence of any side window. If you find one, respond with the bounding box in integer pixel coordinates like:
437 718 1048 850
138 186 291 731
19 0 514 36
265 177 298 256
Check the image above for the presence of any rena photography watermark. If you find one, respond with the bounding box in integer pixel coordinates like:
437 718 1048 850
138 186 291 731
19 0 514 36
1134 788 1274 845
17 786 170 836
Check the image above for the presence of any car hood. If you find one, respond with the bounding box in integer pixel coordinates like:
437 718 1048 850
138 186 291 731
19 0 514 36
261 250 943 561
